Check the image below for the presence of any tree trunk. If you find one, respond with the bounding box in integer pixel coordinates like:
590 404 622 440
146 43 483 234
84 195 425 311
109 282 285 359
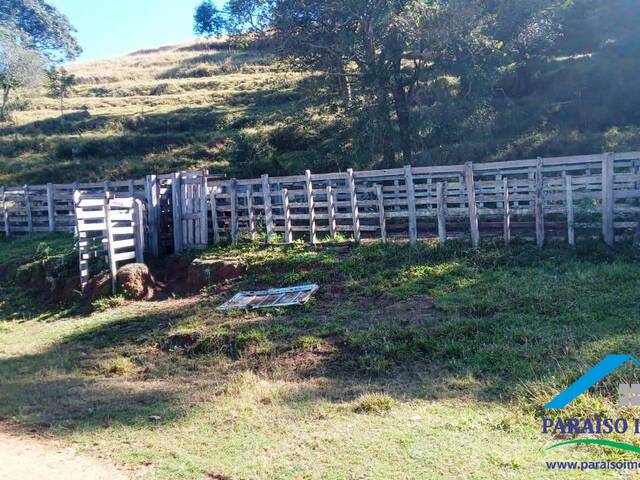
1 85 11 121
336 60 352 108
376 87 395 167
392 79 412 164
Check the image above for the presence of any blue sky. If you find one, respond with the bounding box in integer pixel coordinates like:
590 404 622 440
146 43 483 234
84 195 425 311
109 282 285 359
49 0 225 62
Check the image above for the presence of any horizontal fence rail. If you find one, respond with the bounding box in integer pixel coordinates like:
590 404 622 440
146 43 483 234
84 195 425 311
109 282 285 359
2 151 640 255
205 151 640 250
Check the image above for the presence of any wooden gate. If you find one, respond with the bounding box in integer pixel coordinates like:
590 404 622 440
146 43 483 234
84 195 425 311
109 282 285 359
150 171 209 254
74 192 145 293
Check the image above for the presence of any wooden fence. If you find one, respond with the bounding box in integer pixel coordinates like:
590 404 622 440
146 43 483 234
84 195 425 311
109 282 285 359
203 151 640 249
2 151 640 257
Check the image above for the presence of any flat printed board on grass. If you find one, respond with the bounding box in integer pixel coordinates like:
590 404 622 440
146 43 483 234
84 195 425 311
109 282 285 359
217 284 319 310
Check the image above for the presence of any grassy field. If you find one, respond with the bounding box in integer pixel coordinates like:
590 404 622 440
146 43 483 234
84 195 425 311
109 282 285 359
1 234 640 478
1 34 639 186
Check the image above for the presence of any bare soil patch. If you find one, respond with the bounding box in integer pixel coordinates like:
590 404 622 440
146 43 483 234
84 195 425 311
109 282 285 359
0 425 129 480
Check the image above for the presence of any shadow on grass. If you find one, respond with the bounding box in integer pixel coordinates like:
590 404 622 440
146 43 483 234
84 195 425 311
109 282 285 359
1 239 639 439
0 300 201 434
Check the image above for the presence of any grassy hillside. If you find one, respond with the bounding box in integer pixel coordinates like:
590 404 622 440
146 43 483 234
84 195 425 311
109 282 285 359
1 33 639 186
2 234 640 478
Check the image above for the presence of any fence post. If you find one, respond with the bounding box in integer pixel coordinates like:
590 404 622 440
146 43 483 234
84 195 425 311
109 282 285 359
326 186 336 239
144 175 159 257
1 187 8 237
282 188 292 244
261 174 274 243
535 158 545 248
404 166 418 245
200 173 209 247
436 182 447 243
210 186 220 244
171 172 183 253
46 183 55 232
103 193 117 294
230 179 238 244
24 185 32 234
133 199 145 263
347 169 361 242
305 170 317 244
602 152 615 246
464 162 480 248
503 178 511 245
72 181 79 237
73 190 88 292
565 174 575 246
375 184 387 243
246 189 256 242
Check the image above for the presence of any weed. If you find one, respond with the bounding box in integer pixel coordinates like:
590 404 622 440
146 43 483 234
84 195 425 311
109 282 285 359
352 393 398 414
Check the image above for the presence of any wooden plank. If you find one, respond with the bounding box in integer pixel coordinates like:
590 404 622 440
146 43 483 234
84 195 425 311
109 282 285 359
246 189 256 241
73 190 89 292
282 188 292 244
503 178 511 245
404 166 418 244
24 185 33 234
305 170 317 244
171 172 183 253
464 162 480 248
230 179 238 244
262 174 274 243
535 157 545 248
602 152 615 246
133 199 145 263
565 175 575 246
347 169 361 242
210 186 220 244
199 173 208 246
104 194 117 294
113 251 137 262
145 174 159 257
375 184 387 243
326 186 336 239
46 183 55 232
112 238 136 250
436 182 446 243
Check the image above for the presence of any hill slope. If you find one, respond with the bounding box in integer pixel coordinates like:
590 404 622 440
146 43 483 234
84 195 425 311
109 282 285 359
1 34 639 186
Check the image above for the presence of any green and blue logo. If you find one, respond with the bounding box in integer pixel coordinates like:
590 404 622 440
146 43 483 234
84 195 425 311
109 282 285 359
544 354 640 454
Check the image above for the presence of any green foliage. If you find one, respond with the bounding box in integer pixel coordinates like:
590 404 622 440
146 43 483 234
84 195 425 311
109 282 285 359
0 0 81 62
194 0 228 38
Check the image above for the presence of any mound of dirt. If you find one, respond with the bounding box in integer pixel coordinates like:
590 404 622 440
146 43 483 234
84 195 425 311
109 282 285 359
83 271 113 302
186 259 246 293
116 263 156 300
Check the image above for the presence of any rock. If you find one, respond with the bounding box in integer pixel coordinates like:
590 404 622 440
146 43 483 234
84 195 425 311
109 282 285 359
116 263 156 300
83 270 113 302
186 260 246 292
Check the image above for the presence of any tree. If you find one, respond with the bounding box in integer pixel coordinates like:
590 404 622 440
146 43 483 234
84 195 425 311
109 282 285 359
0 0 80 121
0 30 44 120
225 0 274 36
227 0 567 167
194 0 228 38
0 0 81 62
46 66 76 130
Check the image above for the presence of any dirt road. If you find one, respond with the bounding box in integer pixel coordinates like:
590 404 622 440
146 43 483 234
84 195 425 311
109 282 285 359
0 428 128 480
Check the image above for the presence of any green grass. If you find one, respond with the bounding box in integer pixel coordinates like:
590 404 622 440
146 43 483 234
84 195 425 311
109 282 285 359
1 235 640 478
